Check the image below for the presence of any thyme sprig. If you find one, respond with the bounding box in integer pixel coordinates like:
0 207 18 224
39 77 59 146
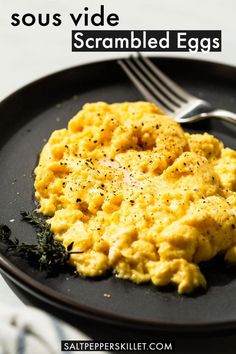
0 224 17 246
0 211 81 276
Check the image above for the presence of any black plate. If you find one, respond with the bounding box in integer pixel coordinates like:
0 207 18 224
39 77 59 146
0 57 236 333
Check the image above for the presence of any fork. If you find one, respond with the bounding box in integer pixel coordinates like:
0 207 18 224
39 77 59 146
118 53 236 125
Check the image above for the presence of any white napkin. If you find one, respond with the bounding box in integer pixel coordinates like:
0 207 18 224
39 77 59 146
0 304 106 354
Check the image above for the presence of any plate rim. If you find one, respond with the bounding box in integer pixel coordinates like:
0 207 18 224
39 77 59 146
0 56 236 332
1 56 236 105
2 252 236 333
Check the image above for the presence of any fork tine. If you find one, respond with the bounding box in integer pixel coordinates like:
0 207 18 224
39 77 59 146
138 53 191 102
122 58 178 113
132 56 182 107
125 58 178 112
118 59 170 114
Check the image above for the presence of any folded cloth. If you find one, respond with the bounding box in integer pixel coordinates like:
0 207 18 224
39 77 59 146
0 304 106 354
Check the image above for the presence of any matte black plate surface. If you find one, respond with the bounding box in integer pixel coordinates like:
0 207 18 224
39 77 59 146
0 58 236 332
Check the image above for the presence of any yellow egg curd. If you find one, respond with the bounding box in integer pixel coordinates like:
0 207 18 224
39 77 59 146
34 102 236 294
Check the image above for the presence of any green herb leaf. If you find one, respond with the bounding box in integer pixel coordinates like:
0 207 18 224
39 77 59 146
0 224 18 247
20 211 69 274
0 211 83 276
0 212 71 276
0 224 11 242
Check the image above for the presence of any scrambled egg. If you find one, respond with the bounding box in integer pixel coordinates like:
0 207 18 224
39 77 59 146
34 102 236 294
